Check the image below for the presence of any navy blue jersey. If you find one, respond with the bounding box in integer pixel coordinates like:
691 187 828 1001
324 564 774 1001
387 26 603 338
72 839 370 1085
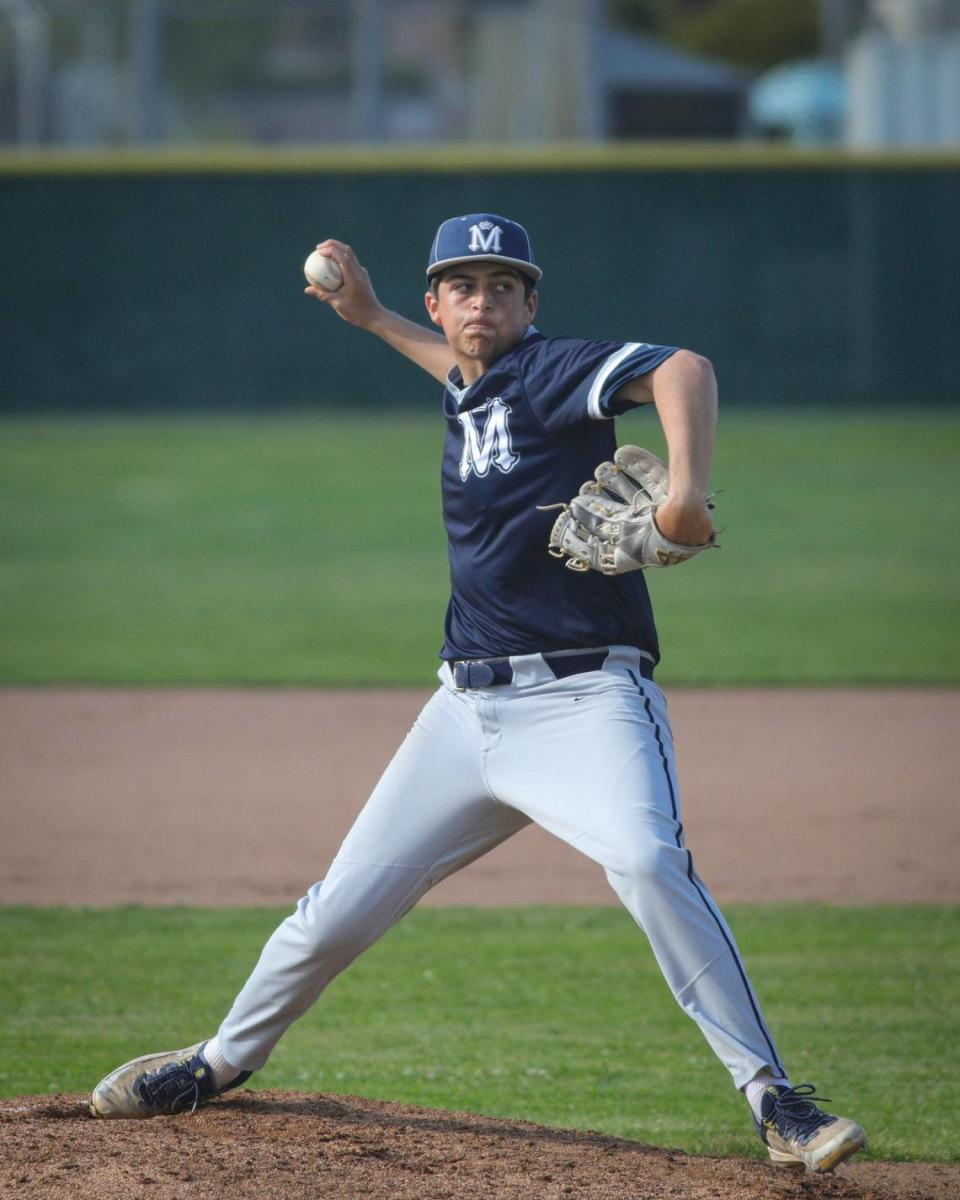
439 330 677 662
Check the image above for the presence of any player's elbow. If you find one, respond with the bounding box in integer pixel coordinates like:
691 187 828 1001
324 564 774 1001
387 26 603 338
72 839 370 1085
673 348 715 383
667 349 718 409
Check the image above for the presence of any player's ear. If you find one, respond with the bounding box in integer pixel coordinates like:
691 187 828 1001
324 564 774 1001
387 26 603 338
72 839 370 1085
525 288 538 322
424 289 443 326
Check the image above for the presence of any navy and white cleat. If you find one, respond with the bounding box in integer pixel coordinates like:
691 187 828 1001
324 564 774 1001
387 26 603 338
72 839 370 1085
755 1084 867 1172
89 1040 251 1119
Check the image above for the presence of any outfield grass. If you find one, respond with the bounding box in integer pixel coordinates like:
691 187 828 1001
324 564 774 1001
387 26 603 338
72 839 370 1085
1 905 956 1162
0 411 958 685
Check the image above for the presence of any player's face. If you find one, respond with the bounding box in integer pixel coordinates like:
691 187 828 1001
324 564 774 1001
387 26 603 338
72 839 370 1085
424 263 538 380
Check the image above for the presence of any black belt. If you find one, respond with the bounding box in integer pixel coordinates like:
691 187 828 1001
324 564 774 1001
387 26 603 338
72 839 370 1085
450 649 654 690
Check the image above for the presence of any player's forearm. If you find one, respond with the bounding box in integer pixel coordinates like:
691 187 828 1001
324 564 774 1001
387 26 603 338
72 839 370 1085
305 238 454 384
366 309 456 384
645 350 717 546
650 350 717 499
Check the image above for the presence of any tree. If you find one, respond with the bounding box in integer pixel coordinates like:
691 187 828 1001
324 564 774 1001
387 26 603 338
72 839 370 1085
607 0 821 72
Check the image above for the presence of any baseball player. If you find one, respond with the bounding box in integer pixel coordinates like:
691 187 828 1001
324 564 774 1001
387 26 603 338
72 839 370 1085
90 214 866 1173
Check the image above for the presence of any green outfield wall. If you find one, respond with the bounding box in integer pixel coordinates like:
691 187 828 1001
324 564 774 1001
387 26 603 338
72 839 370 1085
1 146 957 412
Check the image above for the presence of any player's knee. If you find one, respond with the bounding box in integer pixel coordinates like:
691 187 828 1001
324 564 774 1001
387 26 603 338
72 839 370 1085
298 915 352 958
288 886 376 959
613 838 677 886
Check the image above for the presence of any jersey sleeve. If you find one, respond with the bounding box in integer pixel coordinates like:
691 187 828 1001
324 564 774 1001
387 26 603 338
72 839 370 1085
518 337 678 433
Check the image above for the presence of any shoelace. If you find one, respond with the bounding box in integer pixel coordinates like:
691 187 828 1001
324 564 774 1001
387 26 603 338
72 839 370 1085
766 1084 834 1140
137 1056 206 1115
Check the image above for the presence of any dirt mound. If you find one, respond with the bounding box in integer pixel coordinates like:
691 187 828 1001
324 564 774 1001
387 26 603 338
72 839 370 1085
2 1092 955 1200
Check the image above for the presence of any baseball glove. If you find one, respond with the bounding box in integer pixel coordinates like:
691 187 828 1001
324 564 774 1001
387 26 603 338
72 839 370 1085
542 445 716 575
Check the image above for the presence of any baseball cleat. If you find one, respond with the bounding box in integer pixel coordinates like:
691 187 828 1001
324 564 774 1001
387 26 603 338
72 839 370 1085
89 1040 251 1118
755 1084 867 1172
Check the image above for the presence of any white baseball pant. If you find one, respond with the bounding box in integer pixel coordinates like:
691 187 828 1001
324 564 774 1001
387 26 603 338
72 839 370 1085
218 645 785 1089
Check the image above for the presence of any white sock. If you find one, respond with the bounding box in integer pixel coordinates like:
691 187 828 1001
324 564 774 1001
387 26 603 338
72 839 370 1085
202 1035 242 1089
743 1068 791 1120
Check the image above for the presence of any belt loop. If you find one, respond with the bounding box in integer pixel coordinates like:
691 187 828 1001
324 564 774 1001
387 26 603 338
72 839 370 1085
602 644 654 681
508 652 553 688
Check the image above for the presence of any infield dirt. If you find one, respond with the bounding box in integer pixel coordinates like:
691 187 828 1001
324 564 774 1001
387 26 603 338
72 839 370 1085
2 687 957 906
2 687 958 1200
3 1091 957 1200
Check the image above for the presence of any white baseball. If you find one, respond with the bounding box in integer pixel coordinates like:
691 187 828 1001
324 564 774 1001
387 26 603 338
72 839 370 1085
304 250 343 292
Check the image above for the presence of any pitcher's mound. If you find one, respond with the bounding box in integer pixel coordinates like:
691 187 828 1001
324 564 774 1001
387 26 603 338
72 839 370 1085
2 1091 955 1200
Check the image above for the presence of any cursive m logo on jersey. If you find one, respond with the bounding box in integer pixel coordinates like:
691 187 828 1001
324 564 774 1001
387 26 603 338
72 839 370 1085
458 398 519 480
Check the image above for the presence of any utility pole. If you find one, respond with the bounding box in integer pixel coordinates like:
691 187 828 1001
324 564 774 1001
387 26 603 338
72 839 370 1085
351 0 384 141
131 0 164 143
0 0 50 144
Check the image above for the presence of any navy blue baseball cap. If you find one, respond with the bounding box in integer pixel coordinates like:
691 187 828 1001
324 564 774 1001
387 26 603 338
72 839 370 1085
427 213 542 284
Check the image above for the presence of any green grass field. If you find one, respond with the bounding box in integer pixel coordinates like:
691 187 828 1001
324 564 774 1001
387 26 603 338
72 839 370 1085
1 410 958 685
1 905 957 1162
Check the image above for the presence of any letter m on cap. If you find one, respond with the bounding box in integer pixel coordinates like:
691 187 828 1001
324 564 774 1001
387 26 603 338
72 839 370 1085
468 223 502 253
